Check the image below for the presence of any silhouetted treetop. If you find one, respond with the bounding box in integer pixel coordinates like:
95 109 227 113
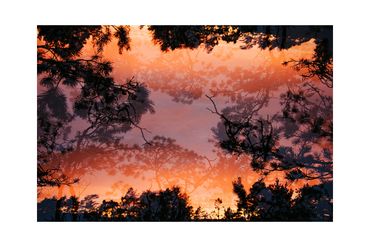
147 25 332 88
38 179 332 221
148 25 332 52
37 26 153 188
37 26 333 223
231 177 332 221
38 25 130 57
39 186 193 221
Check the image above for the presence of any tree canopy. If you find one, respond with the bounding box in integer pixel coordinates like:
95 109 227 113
37 25 333 221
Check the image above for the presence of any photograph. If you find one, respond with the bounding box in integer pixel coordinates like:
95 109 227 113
37 25 333 221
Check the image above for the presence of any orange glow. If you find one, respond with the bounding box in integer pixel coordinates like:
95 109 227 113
38 26 327 214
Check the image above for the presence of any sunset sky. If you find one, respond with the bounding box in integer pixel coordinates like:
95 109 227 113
37 26 330 212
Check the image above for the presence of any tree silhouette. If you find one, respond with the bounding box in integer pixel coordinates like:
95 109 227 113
148 26 238 52
38 186 193 221
147 25 332 104
206 84 332 221
291 181 333 221
37 26 154 189
232 177 248 218
213 198 223 220
207 74 332 183
37 179 332 221
138 26 331 105
119 135 213 194
79 194 100 221
148 26 330 52
37 197 58 221
138 186 193 221
192 206 209 221
37 26 333 222
230 177 332 221
147 26 331 67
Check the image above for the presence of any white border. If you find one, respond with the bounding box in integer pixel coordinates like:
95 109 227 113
1 0 369 246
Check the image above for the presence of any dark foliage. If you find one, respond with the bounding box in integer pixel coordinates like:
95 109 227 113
148 25 331 52
37 26 153 187
38 186 193 221
148 26 332 79
37 26 333 222
207 25 333 181
38 179 332 221
230 177 332 221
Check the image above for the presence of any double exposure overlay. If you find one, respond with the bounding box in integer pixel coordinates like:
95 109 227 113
37 25 333 221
